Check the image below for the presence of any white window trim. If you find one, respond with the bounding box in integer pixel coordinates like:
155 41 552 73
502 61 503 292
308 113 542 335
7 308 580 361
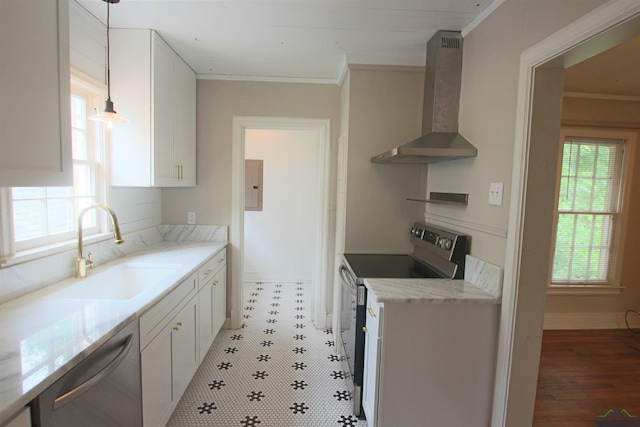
547 126 637 292
0 69 112 268
0 232 118 268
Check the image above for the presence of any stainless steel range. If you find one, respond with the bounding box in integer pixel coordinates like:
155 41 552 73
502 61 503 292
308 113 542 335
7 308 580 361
339 222 469 417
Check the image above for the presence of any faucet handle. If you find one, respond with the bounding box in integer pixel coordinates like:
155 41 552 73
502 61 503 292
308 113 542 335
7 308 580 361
86 251 94 269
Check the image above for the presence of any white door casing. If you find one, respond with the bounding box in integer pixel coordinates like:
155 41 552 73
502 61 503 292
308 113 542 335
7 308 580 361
231 116 332 330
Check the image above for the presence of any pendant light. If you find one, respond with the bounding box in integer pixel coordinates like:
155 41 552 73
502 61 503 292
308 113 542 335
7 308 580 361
89 0 127 129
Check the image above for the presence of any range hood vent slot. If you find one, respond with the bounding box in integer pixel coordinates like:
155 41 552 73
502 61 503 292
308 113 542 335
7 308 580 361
371 31 477 164
441 37 460 49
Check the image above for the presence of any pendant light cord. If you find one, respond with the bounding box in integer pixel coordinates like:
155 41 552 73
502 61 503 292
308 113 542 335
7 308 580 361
106 1 112 101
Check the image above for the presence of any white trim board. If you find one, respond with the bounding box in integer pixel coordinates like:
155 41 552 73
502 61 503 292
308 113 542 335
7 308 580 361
544 312 640 330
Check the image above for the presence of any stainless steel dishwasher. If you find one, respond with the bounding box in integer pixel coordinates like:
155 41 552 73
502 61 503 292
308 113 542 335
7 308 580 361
31 319 142 426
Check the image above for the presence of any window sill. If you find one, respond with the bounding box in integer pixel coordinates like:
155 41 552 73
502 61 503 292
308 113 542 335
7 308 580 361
546 284 624 296
0 233 115 268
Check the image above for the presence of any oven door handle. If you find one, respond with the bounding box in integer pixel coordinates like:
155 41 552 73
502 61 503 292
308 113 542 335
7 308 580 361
340 265 358 295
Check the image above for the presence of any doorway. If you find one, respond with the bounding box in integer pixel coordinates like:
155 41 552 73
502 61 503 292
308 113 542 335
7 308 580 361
493 3 640 425
230 117 332 331
243 128 321 283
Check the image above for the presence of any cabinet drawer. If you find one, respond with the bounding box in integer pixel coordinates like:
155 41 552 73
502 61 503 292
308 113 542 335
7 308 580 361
198 249 226 287
139 272 197 350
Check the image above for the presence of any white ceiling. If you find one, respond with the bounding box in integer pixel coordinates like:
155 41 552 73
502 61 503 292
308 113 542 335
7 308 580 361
564 34 640 98
75 0 500 84
75 0 639 95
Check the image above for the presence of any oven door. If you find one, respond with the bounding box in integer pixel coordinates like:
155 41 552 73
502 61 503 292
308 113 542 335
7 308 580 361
339 262 366 417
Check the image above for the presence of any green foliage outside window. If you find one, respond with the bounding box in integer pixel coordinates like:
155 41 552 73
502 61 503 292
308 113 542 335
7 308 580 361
552 138 623 284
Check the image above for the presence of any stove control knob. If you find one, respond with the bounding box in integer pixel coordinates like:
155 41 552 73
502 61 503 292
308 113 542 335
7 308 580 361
441 238 453 250
437 237 453 251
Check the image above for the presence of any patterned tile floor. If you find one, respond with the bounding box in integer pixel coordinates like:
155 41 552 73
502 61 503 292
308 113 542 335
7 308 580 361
167 282 369 427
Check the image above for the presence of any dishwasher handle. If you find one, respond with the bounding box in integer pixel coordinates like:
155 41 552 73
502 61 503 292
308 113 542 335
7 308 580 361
53 333 134 410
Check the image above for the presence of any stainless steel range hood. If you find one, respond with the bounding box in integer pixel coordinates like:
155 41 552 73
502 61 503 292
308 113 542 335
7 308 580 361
371 31 477 164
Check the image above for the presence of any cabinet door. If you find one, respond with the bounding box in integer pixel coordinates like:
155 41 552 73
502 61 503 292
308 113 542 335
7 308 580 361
198 277 215 362
213 267 227 336
110 29 153 187
171 295 199 400
152 33 177 187
141 326 172 427
0 0 72 187
362 297 381 426
4 407 30 427
174 58 196 186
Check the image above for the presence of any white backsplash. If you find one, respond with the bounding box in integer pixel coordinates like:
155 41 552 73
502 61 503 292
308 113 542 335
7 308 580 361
464 255 503 298
0 225 228 304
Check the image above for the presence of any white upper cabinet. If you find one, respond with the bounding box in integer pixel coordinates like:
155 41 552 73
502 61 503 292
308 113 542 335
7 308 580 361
110 29 196 187
0 0 72 187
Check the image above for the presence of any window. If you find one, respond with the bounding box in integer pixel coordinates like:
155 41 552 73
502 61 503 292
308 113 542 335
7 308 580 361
550 128 635 288
9 75 107 253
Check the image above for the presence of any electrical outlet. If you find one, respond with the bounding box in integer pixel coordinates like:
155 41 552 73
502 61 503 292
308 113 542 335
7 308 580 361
187 211 196 224
489 182 503 206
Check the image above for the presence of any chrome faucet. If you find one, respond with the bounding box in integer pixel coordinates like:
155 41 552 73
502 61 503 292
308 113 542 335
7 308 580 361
76 204 124 278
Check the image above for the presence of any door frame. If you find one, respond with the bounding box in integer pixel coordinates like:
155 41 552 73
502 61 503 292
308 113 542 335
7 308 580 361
492 2 640 425
230 116 332 330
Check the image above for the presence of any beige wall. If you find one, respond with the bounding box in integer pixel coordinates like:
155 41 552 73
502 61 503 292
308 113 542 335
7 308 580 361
445 0 609 425
162 80 340 226
425 0 606 267
162 80 340 302
343 66 427 253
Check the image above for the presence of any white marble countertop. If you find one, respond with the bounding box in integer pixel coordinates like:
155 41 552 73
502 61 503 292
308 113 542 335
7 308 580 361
0 241 226 424
364 278 501 304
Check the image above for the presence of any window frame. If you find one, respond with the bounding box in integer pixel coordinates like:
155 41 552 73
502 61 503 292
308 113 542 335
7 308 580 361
548 127 637 293
0 70 111 265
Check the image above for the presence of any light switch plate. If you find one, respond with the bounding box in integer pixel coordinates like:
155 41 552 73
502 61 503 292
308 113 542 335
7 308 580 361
187 211 196 224
489 182 503 206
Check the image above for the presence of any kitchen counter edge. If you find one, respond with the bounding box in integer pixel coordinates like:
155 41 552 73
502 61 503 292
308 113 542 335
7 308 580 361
0 241 226 425
364 277 501 304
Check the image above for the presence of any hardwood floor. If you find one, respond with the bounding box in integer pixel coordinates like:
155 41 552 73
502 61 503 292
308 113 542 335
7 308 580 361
534 329 640 426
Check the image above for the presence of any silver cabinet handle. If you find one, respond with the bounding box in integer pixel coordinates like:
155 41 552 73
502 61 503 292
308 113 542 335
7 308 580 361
53 334 134 410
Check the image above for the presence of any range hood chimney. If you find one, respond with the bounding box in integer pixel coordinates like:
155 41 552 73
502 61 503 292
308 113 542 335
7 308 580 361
371 31 477 164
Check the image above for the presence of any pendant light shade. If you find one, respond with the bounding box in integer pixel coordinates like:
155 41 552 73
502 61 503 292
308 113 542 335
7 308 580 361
89 0 127 129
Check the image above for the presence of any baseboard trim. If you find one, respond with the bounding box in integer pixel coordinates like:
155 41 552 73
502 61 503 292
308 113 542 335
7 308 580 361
544 311 640 330
315 312 333 331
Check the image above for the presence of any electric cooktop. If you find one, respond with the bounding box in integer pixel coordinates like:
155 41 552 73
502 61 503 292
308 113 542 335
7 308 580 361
343 253 443 279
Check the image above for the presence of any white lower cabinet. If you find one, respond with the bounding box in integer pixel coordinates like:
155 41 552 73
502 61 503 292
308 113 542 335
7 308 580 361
141 325 172 427
361 290 499 427
198 267 227 361
198 276 215 362
140 250 227 427
197 249 227 361
171 296 200 398
141 293 198 427
213 268 227 336
361 295 381 425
